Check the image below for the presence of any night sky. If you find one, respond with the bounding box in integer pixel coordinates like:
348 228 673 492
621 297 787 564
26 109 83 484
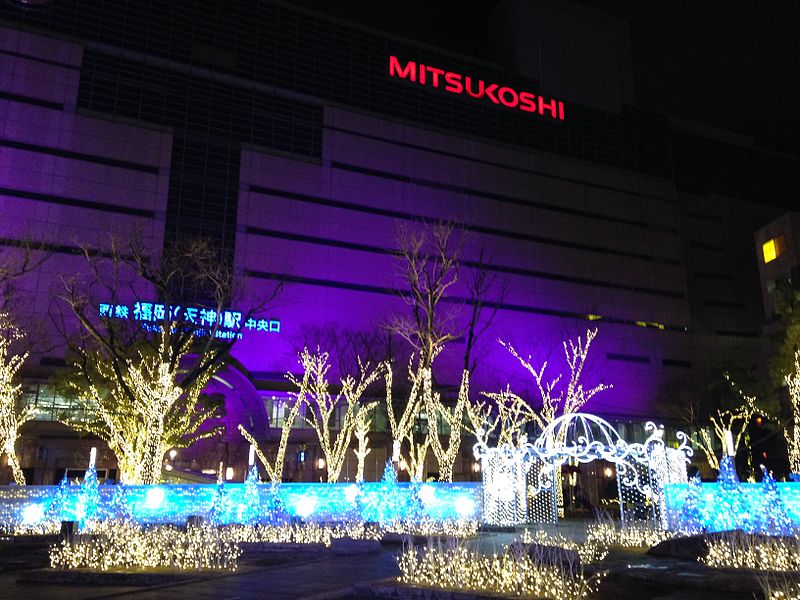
290 1 800 158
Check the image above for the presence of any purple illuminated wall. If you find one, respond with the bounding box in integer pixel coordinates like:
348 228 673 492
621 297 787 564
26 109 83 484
0 21 770 482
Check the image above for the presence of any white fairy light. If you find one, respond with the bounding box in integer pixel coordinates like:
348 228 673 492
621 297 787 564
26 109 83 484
295 496 316 519
50 522 242 571
586 521 675 548
418 485 436 505
398 542 601 599
523 529 608 564
703 533 800 572
144 487 165 510
476 413 691 527
50 520 383 573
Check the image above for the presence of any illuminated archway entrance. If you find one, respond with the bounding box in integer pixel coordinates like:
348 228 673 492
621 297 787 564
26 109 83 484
475 413 692 527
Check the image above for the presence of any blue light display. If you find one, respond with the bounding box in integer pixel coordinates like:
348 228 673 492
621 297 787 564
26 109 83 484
664 477 800 535
0 480 481 530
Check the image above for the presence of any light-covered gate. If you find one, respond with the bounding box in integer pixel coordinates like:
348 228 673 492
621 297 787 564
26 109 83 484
476 413 692 527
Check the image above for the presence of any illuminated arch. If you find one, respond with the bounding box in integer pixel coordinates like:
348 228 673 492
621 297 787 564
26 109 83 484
475 413 692 528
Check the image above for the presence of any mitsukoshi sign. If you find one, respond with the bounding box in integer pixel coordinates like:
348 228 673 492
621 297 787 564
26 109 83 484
388 56 565 121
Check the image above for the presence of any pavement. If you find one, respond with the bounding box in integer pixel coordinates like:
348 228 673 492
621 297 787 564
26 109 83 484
0 524 784 599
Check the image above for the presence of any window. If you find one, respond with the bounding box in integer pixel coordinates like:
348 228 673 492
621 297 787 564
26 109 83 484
22 383 89 422
265 395 306 429
762 235 785 264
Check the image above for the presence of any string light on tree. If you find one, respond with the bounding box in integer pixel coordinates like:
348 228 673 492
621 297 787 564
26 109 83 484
694 375 758 471
352 401 377 483
238 388 303 484
426 369 470 483
784 350 800 475
287 348 383 483
65 333 218 485
496 329 611 431
0 313 34 485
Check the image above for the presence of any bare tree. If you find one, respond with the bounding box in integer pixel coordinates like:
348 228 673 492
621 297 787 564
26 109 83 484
387 221 507 481
389 221 461 370
292 323 392 379
56 232 281 484
462 246 504 374
493 328 611 431
0 238 50 312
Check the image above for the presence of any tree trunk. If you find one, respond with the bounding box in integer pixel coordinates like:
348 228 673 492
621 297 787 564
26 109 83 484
354 438 369 483
788 426 800 474
5 444 25 485
140 419 165 485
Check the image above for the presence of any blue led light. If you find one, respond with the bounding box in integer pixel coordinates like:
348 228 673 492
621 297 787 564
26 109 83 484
665 468 800 535
0 480 482 531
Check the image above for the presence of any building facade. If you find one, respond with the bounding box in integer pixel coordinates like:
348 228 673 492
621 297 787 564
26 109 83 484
0 0 793 483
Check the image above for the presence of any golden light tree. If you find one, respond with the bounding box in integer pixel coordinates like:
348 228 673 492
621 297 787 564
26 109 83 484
289 348 383 483
0 313 34 484
425 369 469 482
481 329 610 516
67 335 219 484
467 386 530 448
693 375 758 471
352 400 377 483
785 350 800 474
495 328 610 430
384 359 431 481
58 233 280 485
405 430 430 482
238 396 303 484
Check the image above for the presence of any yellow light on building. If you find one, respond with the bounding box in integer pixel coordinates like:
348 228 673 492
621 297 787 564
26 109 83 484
762 235 784 264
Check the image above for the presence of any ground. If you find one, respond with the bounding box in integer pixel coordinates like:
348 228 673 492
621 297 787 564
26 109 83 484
0 523 774 599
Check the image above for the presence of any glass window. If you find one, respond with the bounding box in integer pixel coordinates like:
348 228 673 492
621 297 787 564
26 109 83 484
372 403 388 433
762 235 785 263
23 383 89 422
264 395 307 429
